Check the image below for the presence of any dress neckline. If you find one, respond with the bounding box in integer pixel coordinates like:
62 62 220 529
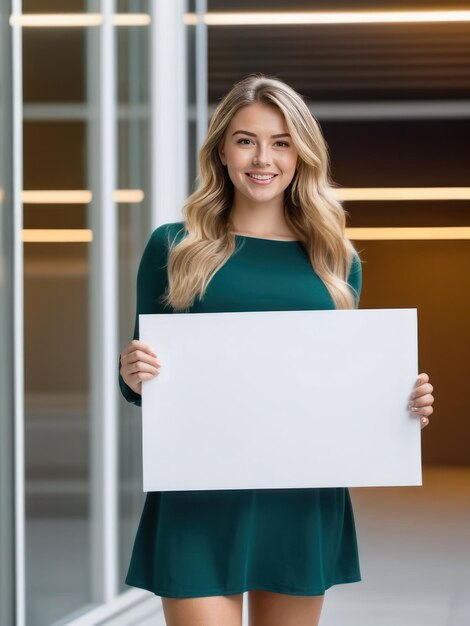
231 232 301 243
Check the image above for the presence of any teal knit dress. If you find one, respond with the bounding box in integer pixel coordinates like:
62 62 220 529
119 220 363 598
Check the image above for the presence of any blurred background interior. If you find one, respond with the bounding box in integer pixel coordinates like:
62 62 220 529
1 1 469 625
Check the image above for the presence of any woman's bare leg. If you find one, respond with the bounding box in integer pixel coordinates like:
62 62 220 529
248 590 325 626
161 593 243 626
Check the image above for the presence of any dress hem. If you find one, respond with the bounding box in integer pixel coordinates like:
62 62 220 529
124 575 362 598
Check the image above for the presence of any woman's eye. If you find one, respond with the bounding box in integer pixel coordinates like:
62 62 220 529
236 139 290 147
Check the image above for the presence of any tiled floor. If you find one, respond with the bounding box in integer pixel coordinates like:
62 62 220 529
315 465 470 626
27 465 470 625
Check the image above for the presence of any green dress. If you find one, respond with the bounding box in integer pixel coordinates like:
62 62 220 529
119 220 363 598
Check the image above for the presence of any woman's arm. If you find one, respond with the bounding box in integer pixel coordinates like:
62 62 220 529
118 223 175 407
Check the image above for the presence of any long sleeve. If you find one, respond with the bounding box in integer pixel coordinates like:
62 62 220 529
118 222 181 407
347 251 362 309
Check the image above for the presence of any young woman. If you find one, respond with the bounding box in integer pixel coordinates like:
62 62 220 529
119 74 435 626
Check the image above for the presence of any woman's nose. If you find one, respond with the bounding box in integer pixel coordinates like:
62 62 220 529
253 148 271 165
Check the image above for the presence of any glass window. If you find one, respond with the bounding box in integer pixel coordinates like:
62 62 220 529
14 1 189 622
22 5 93 624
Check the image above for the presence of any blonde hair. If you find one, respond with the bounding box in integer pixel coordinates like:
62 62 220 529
162 73 361 312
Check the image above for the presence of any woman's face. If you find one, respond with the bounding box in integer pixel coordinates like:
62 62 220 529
218 102 298 207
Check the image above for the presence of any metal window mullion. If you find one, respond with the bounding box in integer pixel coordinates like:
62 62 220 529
195 0 207 167
149 0 189 229
89 0 118 603
101 0 118 601
12 0 25 623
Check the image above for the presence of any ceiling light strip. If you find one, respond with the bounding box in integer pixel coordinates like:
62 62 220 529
112 189 145 202
9 13 150 27
22 229 94 242
184 10 470 26
19 188 468 204
10 11 470 28
335 187 470 201
348 227 470 240
21 227 470 243
21 189 144 203
22 190 93 203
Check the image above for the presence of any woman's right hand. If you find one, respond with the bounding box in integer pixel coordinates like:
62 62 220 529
120 339 161 396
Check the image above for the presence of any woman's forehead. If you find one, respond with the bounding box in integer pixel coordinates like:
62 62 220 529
228 103 289 133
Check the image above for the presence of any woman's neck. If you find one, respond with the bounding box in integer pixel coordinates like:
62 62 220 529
228 205 296 240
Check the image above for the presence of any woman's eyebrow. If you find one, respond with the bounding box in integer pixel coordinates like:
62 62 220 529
232 130 291 138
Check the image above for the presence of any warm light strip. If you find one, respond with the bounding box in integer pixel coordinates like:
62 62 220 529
20 188 468 204
112 14 150 26
112 189 145 203
10 10 470 28
22 190 93 203
21 189 144 203
22 229 93 242
21 227 470 243
9 13 151 27
335 187 470 201
0 188 4 202
184 10 470 26
347 227 470 240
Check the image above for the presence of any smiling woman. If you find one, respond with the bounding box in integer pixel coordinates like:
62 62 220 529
120 73 367 626
118 72 438 626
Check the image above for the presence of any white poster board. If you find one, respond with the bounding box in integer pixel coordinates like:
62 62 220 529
140 308 421 492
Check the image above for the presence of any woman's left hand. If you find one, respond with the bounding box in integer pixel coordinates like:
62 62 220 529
409 372 434 429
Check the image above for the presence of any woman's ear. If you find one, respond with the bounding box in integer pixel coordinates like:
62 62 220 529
218 142 226 166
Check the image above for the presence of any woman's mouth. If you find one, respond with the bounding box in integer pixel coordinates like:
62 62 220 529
246 173 278 185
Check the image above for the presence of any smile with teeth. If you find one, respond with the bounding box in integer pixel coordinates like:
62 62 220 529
246 173 278 185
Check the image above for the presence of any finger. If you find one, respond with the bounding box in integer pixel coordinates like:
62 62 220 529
123 339 158 357
131 339 157 354
410 383 433 400
121 352 161 372
126 372 150 396
420 416 429 429
412 405 434 418
130 370 158 383
128 350 161 369
129 359 161 376
410 393 434 408
415 372 429 387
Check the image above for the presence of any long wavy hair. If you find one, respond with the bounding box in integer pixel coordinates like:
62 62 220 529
161 73 361 311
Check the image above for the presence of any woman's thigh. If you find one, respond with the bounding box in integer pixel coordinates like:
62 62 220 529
248 590 325 626
161 593 243 626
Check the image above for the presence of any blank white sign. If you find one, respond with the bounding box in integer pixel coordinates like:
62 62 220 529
139 308 421 492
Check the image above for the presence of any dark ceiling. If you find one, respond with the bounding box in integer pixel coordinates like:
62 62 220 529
207 0 470 102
